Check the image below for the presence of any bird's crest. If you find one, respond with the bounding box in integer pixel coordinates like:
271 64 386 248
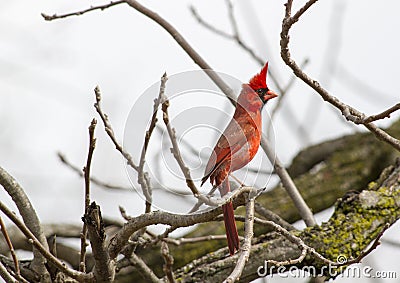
248 62 268 90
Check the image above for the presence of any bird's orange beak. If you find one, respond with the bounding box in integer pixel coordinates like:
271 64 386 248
264 90 278 101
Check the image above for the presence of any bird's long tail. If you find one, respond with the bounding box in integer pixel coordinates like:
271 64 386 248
222 201 240 255
221 179 240 255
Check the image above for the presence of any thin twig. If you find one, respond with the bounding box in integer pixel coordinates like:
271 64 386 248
0 256 33 283
255 217 318 266
261 137 316 226
190 2 282 90
161 86 200 197
156 226 178 245
281 0 400 151
189 6 232 39
58 152 131 191
124 0 236 104
0 217 20 281
79 118 97 272
119 206 133 221
224 190 256 283
41 1 124 21
161 242 176 283
0 260 17 283
268 57 310 134
362 103 400 123
129 253 160 283
0 201 93 282
188 184 218 213
138 73 168 213
254 202 296 231
94 86 139 170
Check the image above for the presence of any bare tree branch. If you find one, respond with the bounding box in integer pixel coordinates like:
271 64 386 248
362 103 400 124
160 82 201 197
137 73 167 213
80 118 97 272
260 138 316 226
0 259 17 283
58 152 131 191
0 255 34 283
189 6 232 39
190 1 281 90
129 253 160 283
41 1 124 21
224 191 256 282
123 0 236 104
190 2 312 143
161 242 175 283
280 0 400 151
254 202 295 231
122 0 315 227
0 166 50 279
94 85 139 171
0 217 20 282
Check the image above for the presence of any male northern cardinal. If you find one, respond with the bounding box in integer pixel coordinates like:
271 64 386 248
201 62 278 255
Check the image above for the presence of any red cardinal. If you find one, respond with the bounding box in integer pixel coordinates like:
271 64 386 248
201 62 278 255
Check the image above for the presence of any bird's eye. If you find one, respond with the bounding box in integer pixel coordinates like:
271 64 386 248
256 88 268 95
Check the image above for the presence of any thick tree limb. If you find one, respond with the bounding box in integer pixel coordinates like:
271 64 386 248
84 202 115 282
0 166 50 280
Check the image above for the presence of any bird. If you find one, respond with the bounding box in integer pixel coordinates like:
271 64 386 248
201 62 278 255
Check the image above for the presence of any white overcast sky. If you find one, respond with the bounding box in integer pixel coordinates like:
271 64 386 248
1 0 399 282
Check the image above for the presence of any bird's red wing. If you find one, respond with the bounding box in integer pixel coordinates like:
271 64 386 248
201 118 252 185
